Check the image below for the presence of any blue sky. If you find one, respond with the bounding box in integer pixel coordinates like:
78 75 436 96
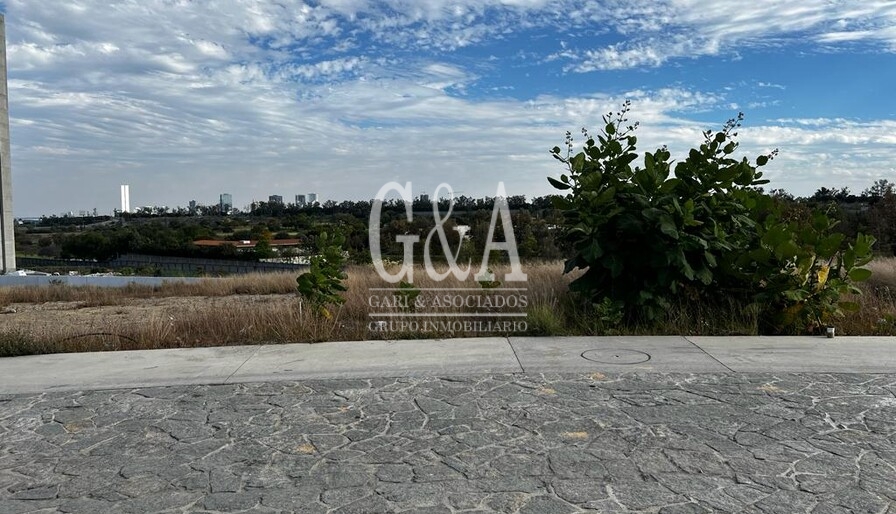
2 0 895 216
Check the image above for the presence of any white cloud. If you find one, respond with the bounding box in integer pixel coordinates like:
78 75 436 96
1 0 895 215
560 0 896 71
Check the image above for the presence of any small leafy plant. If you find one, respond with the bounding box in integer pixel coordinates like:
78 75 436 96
396 280 421 312
477 268 502 289
296 231 348 318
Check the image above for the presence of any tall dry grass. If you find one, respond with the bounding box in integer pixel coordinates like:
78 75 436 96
835 256 896 335
0 272 298 307
0 263 576 355
3 258 896 356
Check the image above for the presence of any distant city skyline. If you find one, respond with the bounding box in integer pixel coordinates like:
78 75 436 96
37 188 332 218
2 1 896 217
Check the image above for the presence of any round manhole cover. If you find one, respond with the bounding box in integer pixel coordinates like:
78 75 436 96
581 349 651 365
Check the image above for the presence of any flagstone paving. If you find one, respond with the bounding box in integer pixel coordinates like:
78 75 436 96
1 372 896 513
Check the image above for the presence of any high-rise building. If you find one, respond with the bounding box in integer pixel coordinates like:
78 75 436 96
120 185 130 213
188 200 197 213
295 194 306 207
307 192 318 205
0 16 14 273
219 193 232 214
268 195 283 204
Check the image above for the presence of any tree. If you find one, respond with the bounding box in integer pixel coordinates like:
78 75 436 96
254 239 274 259
868 193 896 254
252 225 275 259
811 187 838 203
862 179 895 204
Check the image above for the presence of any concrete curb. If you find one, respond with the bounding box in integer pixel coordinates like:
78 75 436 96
1 336 895 394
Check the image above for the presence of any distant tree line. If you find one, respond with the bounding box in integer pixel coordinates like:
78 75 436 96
17 180 896 263
20 196 564 263
784 179 896 256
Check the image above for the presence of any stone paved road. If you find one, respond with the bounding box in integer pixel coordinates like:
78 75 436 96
2 373 896 513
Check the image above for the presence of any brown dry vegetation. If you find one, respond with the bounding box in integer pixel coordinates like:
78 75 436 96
0 272 298 306
2 259 896 357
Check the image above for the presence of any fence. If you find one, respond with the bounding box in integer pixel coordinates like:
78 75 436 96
17 257 97 269
17 254 307 276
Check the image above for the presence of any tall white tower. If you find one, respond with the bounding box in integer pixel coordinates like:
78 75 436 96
120 185 130 213
0 16 15 273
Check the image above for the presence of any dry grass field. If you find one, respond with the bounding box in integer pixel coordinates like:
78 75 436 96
2 259 896 356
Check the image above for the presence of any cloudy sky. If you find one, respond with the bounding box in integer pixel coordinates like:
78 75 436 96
2 1 896 216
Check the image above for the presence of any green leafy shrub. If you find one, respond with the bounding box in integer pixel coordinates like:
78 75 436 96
549 102 772 320
296 232 348 318
549 102 875 333
743 209 875 333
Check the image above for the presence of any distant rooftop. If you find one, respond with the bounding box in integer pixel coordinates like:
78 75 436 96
193 239 301 249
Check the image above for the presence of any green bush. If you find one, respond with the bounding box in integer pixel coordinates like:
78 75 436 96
549 102 770 320
549 102 874 333
296 231 348 318
743 208 875 333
